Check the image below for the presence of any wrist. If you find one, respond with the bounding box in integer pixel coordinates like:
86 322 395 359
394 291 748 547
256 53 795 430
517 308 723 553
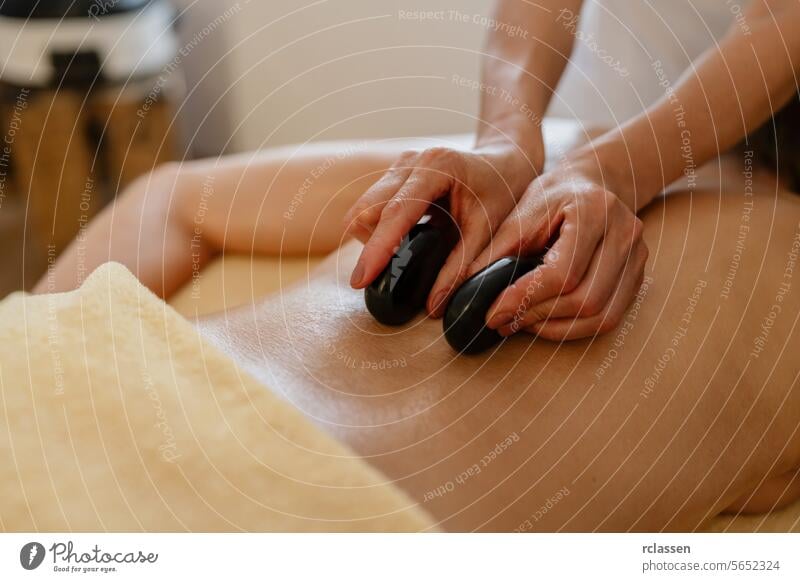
566 139 657 212
476 121 543 155
474 129 544 193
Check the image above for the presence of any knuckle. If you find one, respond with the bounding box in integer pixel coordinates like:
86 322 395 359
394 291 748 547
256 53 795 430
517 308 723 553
597 314 621 335
501 282 524 307
578 292 605 318
423 146 451 161
423 147 462 173
348 223 371 243
509 284 535 315
560 268 582 293
528 302 554 323
381 196 408 220
355 201 380 222
585 188 616 217
353 210 376 231
349 199 369 216
631 216 645 240
601 189 618 213
397 150 418 165
455 183 480 206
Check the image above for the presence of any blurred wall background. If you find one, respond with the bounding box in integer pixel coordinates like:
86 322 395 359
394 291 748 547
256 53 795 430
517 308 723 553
172 0 493 156
0 0 496 295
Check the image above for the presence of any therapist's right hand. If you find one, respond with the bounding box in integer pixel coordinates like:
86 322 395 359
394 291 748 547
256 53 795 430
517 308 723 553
344 139 543 317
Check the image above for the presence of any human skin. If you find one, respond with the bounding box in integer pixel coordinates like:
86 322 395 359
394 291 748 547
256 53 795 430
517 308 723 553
36 122 582 298
198 187 800 532
37 122 800 531
347 0 800 342
344 0 582 315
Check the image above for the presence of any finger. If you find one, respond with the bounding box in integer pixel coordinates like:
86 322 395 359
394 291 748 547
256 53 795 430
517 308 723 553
520 242 648 341
513 212 643 322
346 220 374 244
343 162 414 238
351 168 451 288
426 214 493 317
468 188 555 276
486 207 606 328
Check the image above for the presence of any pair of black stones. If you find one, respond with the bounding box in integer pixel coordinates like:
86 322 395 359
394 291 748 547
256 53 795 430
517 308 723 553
364 219 543 355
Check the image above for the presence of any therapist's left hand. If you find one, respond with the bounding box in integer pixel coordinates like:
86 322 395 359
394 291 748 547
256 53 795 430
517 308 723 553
468 155 649 341
344 138 543 316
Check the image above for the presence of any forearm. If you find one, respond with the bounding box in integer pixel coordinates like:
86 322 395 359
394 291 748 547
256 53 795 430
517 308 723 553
35 139 407 297
33 163 211 297
476 0 583 157
579 0 800 211
35 152 325 298
179 143 408 257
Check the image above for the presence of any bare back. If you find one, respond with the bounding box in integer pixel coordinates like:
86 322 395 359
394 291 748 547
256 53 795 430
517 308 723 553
199 177 800 532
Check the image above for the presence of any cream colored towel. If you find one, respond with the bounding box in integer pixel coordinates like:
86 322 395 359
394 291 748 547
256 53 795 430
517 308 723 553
0 263 433 532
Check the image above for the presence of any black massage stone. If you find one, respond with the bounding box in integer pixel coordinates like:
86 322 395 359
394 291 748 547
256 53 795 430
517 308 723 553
365 218 455 326
443 255 543 355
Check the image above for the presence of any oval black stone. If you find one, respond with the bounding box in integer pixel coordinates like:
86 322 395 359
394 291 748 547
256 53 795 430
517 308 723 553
365 221 455 326
443 255 543 355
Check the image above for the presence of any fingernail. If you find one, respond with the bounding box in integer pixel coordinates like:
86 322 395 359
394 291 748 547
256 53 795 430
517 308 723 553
488 311 513 329
350 257 366 288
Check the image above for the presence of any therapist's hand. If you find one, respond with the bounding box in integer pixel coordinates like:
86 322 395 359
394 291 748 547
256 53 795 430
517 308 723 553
345 138 543 316
470 155 649 341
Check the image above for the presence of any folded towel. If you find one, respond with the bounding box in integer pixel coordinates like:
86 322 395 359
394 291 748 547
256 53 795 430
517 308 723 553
0 263 434 532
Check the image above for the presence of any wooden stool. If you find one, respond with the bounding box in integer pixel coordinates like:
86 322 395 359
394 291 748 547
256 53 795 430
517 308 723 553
0 81 178 290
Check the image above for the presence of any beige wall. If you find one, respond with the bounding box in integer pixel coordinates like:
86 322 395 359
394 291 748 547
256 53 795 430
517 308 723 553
175 0 493 154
